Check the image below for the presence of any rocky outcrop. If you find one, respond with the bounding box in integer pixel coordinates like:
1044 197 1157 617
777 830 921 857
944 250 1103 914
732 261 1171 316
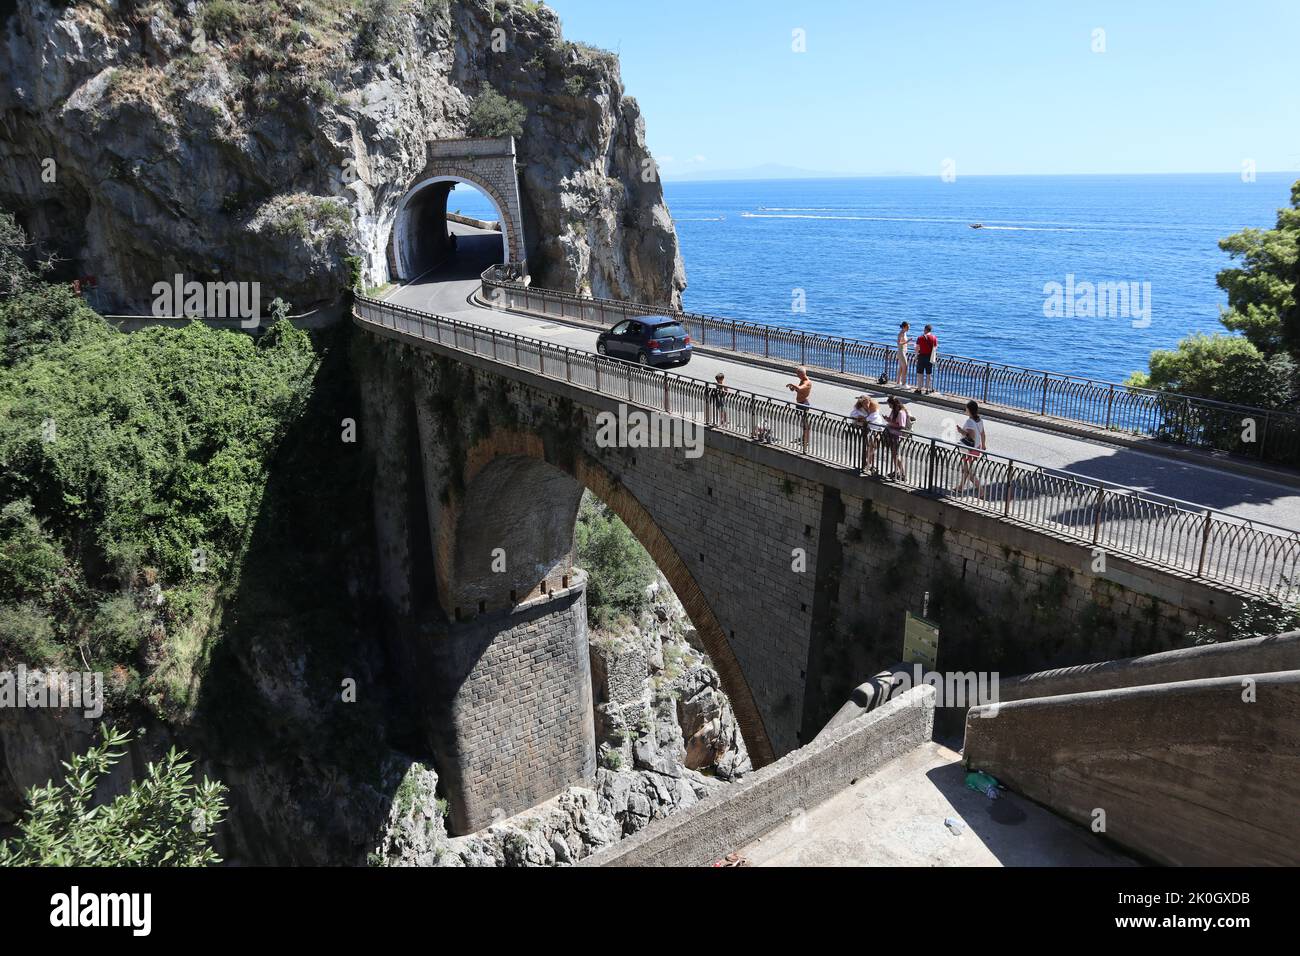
0 0 685 313
372 574 751 867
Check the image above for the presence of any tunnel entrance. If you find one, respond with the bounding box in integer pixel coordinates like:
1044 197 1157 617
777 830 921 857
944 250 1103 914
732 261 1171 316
388 177 510 281
385 136 528 283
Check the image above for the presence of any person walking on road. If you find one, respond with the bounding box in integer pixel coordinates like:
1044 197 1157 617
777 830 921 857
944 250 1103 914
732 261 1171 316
915 324 938 395
953 400 987 496
895 321 911 386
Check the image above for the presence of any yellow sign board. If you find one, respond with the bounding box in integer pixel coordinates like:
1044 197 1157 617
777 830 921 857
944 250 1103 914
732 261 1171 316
903 612 939 670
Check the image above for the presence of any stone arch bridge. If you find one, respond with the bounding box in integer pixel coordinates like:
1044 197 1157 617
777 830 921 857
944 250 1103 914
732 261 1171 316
353 297 1248 835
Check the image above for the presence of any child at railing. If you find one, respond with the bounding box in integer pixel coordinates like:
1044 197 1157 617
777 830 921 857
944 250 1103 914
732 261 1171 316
711 372 730 427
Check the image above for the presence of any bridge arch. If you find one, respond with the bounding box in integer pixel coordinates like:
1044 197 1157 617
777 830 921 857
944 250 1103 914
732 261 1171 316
386 137 527 281
442 429 776 769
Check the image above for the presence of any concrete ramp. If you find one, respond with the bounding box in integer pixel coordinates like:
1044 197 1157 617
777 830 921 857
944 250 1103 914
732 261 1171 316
743 741 1134 867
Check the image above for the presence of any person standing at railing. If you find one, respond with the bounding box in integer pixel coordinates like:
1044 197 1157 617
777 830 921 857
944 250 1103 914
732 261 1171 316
894 321 911 386
712 372 730 427
884 395 910 481
953 400 987 496
915 324 938 395
786 366 813 448
850 395 886 475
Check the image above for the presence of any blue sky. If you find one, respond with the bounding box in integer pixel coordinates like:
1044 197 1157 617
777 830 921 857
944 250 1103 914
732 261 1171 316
545 0 1300 179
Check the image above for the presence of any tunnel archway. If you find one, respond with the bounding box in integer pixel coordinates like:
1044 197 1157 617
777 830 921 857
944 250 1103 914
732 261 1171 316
388 175 514 281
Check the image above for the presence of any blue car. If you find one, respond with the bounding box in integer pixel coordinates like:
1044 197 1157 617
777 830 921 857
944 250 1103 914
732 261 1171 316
595 316 693 367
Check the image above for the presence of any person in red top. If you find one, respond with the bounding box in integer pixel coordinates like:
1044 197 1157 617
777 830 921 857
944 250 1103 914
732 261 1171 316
914 324 939 395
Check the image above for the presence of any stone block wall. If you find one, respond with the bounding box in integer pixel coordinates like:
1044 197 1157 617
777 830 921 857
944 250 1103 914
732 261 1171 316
428 576 595 835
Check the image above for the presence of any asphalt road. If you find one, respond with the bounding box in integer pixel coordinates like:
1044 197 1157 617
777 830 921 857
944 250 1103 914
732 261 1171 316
386 225 1300 533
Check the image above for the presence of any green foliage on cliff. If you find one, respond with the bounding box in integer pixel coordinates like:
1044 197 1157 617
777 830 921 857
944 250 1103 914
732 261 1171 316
0 726 227 867
1131 180 1299 408
0 242 318 714
467 86 527 138
574 493 654 629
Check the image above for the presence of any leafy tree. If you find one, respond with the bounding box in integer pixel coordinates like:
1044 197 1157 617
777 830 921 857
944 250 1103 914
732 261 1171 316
1133 180 1300 415
467 86 526 138
0 725 228 866
1126 332 1296 409
1217 180 1300 356
574 493 654 629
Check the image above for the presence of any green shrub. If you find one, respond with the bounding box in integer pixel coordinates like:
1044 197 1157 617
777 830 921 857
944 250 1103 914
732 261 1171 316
0 725 228 867
574 493 654 629
0 602 61 666
466 86 526 138
89 594 150 666
0 499 65 602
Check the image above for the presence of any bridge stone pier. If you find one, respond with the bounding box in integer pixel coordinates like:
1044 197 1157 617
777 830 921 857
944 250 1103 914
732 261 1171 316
386 136 527 283
353 318 1246 833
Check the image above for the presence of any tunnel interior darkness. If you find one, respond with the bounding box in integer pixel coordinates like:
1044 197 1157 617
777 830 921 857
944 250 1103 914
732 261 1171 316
389 177 510 281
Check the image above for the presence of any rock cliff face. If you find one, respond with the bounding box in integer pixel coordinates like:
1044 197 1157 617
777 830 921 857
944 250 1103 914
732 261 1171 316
374 574 751 867
0 0 685 313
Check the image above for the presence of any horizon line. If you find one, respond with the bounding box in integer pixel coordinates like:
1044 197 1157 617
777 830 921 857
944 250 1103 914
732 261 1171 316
662 169 1300 184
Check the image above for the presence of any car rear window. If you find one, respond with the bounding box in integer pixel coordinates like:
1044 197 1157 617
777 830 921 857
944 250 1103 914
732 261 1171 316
650 323 687 340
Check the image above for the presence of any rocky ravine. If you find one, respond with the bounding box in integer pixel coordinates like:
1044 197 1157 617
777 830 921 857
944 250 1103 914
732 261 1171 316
0 0 686 312
375 575 751 866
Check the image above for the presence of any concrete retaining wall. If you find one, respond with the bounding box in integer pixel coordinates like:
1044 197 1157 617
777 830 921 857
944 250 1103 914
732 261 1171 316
965 671 1300 865
582 684 935 867
995 631 1300 703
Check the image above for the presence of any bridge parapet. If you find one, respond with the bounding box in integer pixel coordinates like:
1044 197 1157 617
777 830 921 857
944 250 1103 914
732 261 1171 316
479 268 1300 469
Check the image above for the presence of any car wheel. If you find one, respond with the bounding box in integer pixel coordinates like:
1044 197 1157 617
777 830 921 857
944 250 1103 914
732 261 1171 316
637 351 650 366
596 341 607 355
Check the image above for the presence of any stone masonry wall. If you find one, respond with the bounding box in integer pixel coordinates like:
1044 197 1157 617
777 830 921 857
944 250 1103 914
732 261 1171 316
428 576 595 835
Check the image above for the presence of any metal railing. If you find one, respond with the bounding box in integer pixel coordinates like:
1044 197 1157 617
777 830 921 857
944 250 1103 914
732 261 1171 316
355 293 1300 603
479 266 1300 467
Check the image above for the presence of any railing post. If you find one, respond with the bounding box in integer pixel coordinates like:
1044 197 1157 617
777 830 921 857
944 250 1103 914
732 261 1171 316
1004 462 1014 515
800 332 806 365
539 347 544 377
1092 486 1105 543
750 394 757 436
1105 384 1114 430
1196 509 1213 577
595 359 601 392
841 338 846 373
1259 411 1271 459
491 329 497 360
565 350 571 383
764 328 770 358
1041 371 1049 416
663 376 670 413
732 322 737 352
982 364 990 403
926 438 936 492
